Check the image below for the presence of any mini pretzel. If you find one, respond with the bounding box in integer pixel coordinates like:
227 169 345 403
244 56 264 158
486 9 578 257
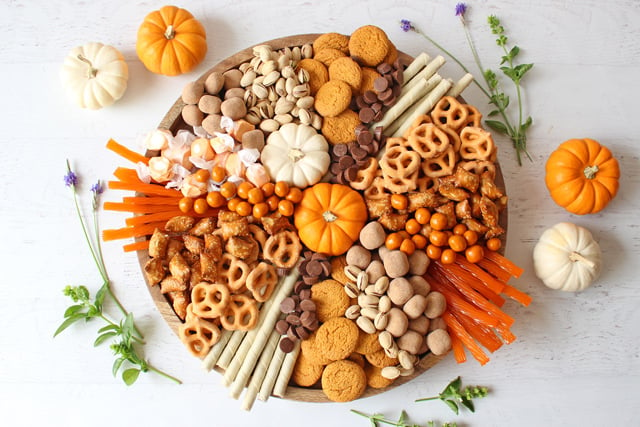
349 157 378 191
246 261 279 302
421 145 457 178
430 96 470 132
460 160 496 180
459 126 495 161
408 123 450 159
435 123 461 153
380 145 421 193
383 166 419 193
263 230 302 269
363 172 387 200
179 315 221 358
248 224 268 249
402 114 433 139
220 294 259 331
217 253 250 292
190 282 230 319
463 104 483 128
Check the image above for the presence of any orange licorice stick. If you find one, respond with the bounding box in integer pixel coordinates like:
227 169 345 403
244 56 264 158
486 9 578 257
113 167 141 183
501 283 533 307
123 240 150 252
484 250 524 278
103 201 178 214
452 311 504 353
106 139 149 165
431 262 514 327
477 257 512 283
449 332 467 364
427 275 500 328
443 311 490 365
107 180 182 198
454 256 506 294
125 210 198 227
102 221 166 241
122 196 181 206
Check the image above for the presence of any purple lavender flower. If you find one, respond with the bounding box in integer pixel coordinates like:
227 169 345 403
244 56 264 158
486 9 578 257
400 19 412 32
64 170 78 187
91 181 103 195
455 2 467 17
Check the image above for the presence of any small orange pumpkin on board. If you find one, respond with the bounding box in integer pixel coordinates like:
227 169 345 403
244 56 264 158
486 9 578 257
294 183 368 256
136 5 207 76
545 138 620 215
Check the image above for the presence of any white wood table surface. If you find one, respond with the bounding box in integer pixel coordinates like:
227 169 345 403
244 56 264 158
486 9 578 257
1 0 638 426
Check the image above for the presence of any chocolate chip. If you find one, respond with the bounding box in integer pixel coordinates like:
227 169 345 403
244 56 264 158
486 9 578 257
330 161 344 175
363 90 378 104
351 146 368 161
383 94 397 107
303 274 319 285
299 288 312 301
321 260 331 276
377 62 392 74
373 110 384 122
280 297 296 313
287 325 299 340
298 259 309 274
332 143 348 157
279 337 295 353
357 129 373 145
338 155 355 169
300 310 317 328
306 259 323 276
295 326 310 340
300 298 315 311
311 252 328 261
371 102 383 114
373 76 389 92
378 88 393 102
392 69 404 85
359 107 375 123
294 280 309 294
355 95 369 110
392 84 402 97
275 319 290 335
374 126 384 141
335 170 347 185
286 314 301 326
344 165 360 182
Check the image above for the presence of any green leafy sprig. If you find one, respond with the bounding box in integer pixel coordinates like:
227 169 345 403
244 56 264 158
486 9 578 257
351 409 457 427
401 5 534 165
55 160 181 385
416 376 488 414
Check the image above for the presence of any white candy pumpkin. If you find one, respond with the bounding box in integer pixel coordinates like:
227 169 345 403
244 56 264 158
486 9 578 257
61 42 129 110
533 222 602 292
260 123 330 188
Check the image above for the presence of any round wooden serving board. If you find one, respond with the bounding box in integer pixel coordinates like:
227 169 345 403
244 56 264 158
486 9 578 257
139 34 508 402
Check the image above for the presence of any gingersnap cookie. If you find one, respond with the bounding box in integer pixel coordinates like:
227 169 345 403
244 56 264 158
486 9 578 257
301 330 333 365
316 317 359 361
314 47 347 67
347 352 366 368
364 364 395 389
348 25 390 67
296 58 329 95
292 351 325 387
321 359 367 402
359 67 382 95
321 109 361 145
311 279 350 322
330 255 350 284
313 32 350 54
354 330 383 355
365 348 399 368
328 56 363 93
314 80 352 118
384 40 399 65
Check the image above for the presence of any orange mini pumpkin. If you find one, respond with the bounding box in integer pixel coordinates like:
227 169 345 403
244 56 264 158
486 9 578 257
136 5 207 76
294 183 368 256
545 138 620 215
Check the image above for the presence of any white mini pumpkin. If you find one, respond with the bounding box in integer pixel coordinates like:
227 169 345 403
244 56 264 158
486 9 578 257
61 42 129 110
533 222 602 292
260 123 330 188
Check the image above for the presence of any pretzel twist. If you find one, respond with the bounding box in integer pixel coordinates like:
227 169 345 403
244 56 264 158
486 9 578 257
246 261 279 302
220 294 259 331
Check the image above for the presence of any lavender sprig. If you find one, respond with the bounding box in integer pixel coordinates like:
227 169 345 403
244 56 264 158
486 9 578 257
400 4 534 165
56 160 181 385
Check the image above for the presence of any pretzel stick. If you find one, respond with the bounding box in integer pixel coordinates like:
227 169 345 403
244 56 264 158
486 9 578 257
393 78 453 138
226 271 299 390
447 73 474 98
385 74 444 136
202 329 233 372
401 55 445 96
217 330 247 370
370 77 430 131
257 345 287 401
272 340 301 398
240 329 281 411
402 52 430 83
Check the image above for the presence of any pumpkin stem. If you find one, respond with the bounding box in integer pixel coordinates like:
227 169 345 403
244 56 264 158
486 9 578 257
583 165 599 179
288 148 305 162
164 25 175 40
322 210 338 223
76 54 98 78
569 251 596 269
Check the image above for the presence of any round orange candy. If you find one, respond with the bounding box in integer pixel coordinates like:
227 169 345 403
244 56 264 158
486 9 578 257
178 197 193 213
453 223 468 235
429 230 448 247
236 201 252 216
463 230 479 246
426 244 442 260
227 197 242 212
400 238 416 255
411 234 428 250
220 181 237 199
247 187 265 204
193 168 210 183
390 194 408 211
465 244 485 263
206 191 226 208
252 202 269 219
448 234 468 252
486 237 502 252
266 195 280 211
278 199 294 216
405 218 421 235
430 212 448 231
193 198 209 214
261 182 275 198
414 208 431 225
385 232 403 250
286 187 303 204
274 181 290 198
237 181 255 200
441 248 457 264
211 166 226 182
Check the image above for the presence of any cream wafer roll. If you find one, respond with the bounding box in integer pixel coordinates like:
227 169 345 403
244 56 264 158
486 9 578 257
202 329 233 372
240 330 281 411
401 55 445 96
402 52 430 83
447 73 474 98
393 78 453 138
272 340 301 398
385 73 443 136
217 330 247 370
257 343 287 401
369 77 430 131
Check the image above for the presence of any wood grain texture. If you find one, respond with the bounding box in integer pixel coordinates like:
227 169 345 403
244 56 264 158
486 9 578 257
2 0 639 426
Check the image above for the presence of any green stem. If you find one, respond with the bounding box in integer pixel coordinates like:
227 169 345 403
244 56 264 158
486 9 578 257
351 410 403 427
415 396 440 402
147 365 183 384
